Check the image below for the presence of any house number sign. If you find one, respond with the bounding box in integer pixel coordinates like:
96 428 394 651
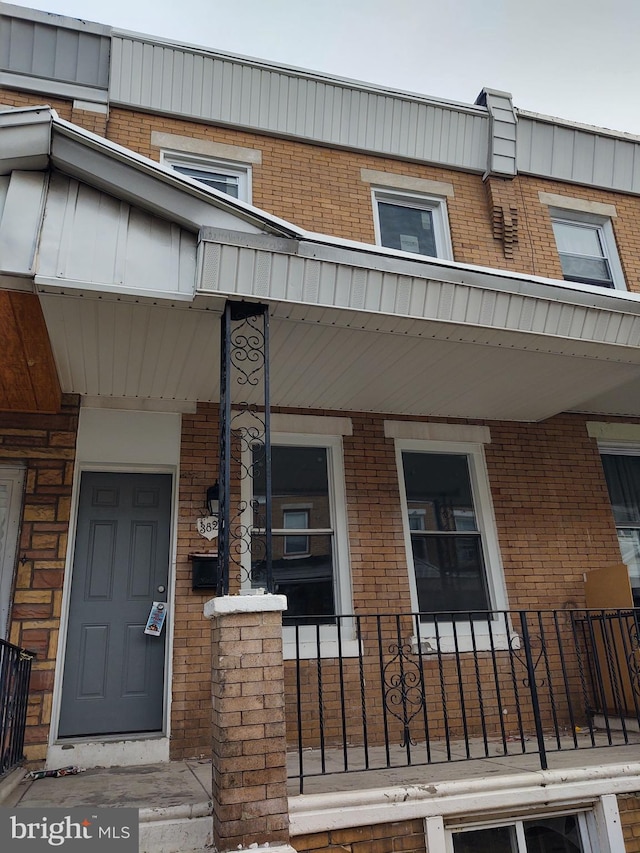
197 516 218 540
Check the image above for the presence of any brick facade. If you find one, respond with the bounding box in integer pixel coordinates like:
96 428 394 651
5 89 640 295
0 394 79 762
2 76 640 809
169 406 625 759
292 820 427 853
620 794 640 852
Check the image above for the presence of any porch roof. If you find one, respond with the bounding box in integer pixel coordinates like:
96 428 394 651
3 107 640 421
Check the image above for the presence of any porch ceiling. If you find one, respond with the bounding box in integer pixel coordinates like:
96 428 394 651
37 290 640 421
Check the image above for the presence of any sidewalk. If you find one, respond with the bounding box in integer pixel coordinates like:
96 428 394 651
3 739 640 853
0 759 213 853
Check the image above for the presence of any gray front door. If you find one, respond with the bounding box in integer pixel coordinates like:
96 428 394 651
58 472 171 737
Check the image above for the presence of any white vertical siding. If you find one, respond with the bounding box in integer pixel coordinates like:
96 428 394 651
110 35 489 171
518 115 640 194
0 11 110 89
37 173 197 297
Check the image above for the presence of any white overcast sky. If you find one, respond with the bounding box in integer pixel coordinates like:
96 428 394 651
11 0 640 135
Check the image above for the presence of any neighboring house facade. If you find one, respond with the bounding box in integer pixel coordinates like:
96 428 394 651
5 3 640 851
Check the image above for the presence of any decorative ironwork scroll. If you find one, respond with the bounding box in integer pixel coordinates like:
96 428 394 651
218 301 272 595
383 642 425 748
627 616 640 697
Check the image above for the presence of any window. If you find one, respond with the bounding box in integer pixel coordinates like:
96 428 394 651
283 508 310 557
373 189 452 259
600 449 640 605
250 434 351 627
161 151 251 201
399 447 492 614
551 211 624 290
395 437 507 639
449 812 592 853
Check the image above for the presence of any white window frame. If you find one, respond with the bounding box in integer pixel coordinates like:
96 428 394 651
445 809 595 853
160 150 252 202
394 438 511 652
597 441 640 597
550 208 625 291
241 431 356 659
372 187 453 259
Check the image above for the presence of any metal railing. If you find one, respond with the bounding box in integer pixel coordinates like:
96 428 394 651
286 609 640 793
0 638 35 777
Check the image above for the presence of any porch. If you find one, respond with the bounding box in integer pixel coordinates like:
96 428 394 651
3 744 640 853
4 607 640 853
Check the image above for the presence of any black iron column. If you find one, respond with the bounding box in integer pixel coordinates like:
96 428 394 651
217 301 272 595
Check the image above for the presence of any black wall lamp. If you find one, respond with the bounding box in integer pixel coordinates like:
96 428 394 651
206 481 219 517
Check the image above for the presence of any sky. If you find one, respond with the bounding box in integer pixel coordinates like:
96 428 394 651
10 0 640 136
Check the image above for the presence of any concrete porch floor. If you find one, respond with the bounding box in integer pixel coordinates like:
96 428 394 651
2 736 640 852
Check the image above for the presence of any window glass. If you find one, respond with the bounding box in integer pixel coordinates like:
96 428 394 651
551 219 614 287
452 814 585 853
552 221 602 256
378 201 437 256
601 453 640 603
283 509 310 556
170 164 240 197
401 451 489 613
252 445 335 623
523 814 583 853
452 825 516 853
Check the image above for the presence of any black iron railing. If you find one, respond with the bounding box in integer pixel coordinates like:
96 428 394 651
286 609 640 792
0 638 35 777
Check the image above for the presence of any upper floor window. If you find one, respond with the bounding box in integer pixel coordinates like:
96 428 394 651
161 152 251 202
373 189 453 259
551 211 624 290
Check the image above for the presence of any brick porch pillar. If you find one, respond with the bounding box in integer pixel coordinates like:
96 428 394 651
204 593 293 853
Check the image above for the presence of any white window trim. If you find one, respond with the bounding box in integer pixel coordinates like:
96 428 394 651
549 206 625 291
160 150 252 202
241 431 357 659
394 438 511 652
372 187 453 260
597 441 640 589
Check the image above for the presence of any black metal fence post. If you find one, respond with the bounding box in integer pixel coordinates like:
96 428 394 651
518 611 548 770
217 300 272 595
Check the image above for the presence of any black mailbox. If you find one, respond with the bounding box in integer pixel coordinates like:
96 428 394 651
189 552 219 591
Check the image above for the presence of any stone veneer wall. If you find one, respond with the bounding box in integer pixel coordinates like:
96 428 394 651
1 394 79 762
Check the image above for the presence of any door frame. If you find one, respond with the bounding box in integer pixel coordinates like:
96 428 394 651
0 464 25 640
49 407 182 769
49 462 178 768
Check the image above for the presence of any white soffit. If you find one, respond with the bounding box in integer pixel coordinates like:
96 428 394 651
198 239 640 359
37 292 640 421
38 293 223 403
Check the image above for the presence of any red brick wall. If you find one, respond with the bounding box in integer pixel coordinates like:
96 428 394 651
620 794 640 852
169 405 624 759
1 394 79 762
293 819 427 853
